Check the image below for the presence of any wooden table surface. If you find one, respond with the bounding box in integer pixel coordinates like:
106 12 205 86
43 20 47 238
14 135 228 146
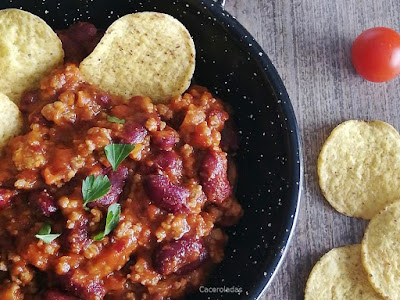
224 0 400 299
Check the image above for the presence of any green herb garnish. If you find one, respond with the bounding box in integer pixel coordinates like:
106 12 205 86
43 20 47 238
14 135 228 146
35 223 61 244
93 203 121 241
107 115 125 124
104 143 135 171
82 175 111 207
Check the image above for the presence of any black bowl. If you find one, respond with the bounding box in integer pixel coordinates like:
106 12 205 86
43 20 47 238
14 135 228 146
1 0 302 299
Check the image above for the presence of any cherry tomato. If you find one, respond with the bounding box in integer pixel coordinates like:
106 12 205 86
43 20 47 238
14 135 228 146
351 27 400 82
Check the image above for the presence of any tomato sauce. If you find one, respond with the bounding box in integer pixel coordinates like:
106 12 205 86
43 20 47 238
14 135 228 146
0 23 242 300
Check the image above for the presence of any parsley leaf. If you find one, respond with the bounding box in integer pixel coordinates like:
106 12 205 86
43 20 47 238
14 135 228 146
93 203 121 241
82 175 111 207
35 223 61 244
104 143 135 171
107 115 125 124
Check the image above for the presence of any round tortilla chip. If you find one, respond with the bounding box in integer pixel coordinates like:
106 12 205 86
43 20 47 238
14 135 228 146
318 120 400 219
0 93 23 152
305 244 382 300
79 12 195 103
362 201 400 299
0 9 64 103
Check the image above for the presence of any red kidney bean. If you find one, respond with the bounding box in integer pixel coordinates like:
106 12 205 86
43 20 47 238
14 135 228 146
94 93 112 108
153 237 206 275
29 190 57 217
43 290 79 300
63 217 89 253
134 112 161 126
199 150 232 204
0 188 17 209
151 127 178 150
29 113 51 127
119 121 148 144
65 22 97 45
154 151 182 172
58 272 105 300
143 175 189 213
19 90 40 113
20 90 50 126
168 111 186 130
88 165 128 208
57 32 87 63
57 22 103 63
175 246 208 275
142 151 183 178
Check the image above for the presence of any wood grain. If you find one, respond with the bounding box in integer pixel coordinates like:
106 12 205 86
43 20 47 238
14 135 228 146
224 1 400 299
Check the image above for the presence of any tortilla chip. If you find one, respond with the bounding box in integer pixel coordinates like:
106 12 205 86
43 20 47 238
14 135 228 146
362 200 400 299
0 93 22 152
305 244 382 300
318 120 400 219
0 9 64 103
80 12 195 103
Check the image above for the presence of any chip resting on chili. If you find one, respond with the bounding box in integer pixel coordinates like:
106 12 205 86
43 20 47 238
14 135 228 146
0 9 64 103
79 12 196 103
318 120 400 219
305 244 382 300
0 93 22 151
362 200 400 299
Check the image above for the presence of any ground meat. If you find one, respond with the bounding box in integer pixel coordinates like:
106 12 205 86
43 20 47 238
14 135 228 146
0 23 241 300
0 281 22 300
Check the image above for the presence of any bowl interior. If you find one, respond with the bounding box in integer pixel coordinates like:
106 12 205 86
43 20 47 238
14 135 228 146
1 0 302 299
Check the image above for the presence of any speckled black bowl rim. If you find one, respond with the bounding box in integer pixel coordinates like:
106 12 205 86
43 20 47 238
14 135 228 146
206 1 303 299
